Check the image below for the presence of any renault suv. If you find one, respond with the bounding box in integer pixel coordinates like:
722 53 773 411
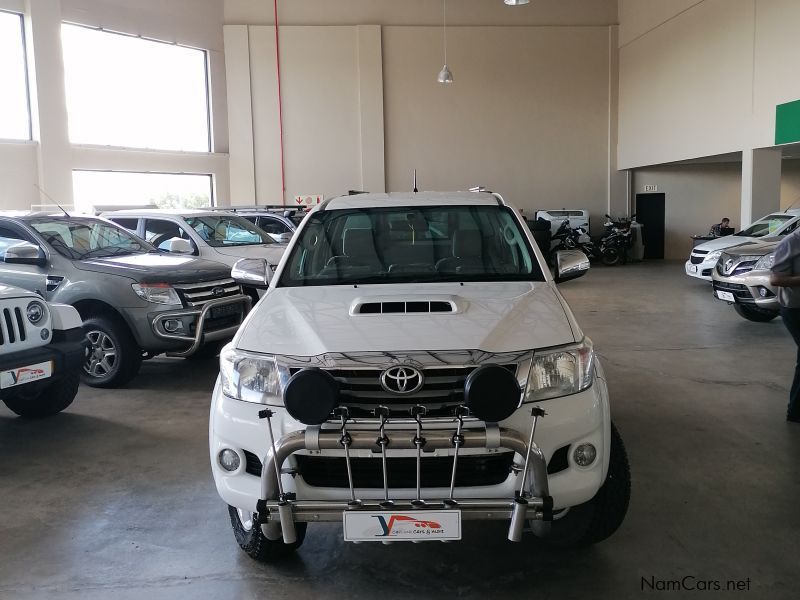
711 239 779 322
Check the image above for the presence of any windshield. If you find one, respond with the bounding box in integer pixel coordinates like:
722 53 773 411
30 218 152 260
278 205 544 287
185 215 273 247
736 214 794 237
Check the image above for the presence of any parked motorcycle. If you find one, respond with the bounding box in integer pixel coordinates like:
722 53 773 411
598 214 636 266
548 219 598 265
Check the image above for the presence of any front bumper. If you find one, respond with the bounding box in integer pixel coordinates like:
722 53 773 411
150 294 251 357
209 371 610 539
685 258 716 280
711 270 779 310
0 328 86 399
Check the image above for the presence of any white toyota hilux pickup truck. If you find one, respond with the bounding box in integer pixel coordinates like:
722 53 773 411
210 191 630 561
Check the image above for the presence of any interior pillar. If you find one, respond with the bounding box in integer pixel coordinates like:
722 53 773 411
741 148 782 228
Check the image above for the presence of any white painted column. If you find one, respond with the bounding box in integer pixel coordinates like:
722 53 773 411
25 0 73 207
223 25 256 205
741 148 782 228
607 25 628 226
356 25 385 193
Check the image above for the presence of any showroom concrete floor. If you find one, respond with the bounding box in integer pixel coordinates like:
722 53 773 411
1 262 799 599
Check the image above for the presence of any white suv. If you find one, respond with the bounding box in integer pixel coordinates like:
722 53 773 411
0 277 86 417
209 191 630 560
685 209 800 281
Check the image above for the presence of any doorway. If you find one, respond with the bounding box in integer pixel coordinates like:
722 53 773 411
635 193 665 260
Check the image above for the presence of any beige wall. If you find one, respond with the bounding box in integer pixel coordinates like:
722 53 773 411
632 159 800 259
618 0 800 169
225 22 618 230
225 0 618 27
0 143 39 210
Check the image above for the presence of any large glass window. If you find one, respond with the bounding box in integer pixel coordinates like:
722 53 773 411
72 171 213 213
0 11 31 140
61 23 210 151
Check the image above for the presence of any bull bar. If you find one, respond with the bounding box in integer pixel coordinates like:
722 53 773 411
254 422 554 542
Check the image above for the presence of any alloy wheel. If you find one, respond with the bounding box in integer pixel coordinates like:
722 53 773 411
85 330 118 378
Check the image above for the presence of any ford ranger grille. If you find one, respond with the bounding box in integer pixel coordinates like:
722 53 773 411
174 279 242 308
0 307 27 346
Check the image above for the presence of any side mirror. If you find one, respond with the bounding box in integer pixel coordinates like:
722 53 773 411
232 258 273 289
4 242 46 267
162 237 194 254
555 250 590 283
277 232 293 244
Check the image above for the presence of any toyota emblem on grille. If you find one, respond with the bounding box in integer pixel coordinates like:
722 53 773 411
380 366 424 395
211 286 226 297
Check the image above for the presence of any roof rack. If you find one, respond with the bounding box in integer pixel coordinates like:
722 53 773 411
209 205 309 213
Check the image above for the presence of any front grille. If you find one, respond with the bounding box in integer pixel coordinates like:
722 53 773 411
0 307 27 346
701 269 712 277
693 249 709 256
289 364 517 416
690 255 705 265
547 445 570 474
713 282 754 302
174 279 242 308
294 453 515 488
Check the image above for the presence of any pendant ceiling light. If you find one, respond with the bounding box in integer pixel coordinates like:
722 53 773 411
504 0 531 5
437 0 453 84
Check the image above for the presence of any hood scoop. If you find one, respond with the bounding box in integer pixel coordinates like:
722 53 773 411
350 295 461 316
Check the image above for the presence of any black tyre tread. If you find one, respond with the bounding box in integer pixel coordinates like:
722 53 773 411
601 249 620 266
733 303 778 322
228 505 306 562
82 315 142 388
3 370 80 418
542 422 631 547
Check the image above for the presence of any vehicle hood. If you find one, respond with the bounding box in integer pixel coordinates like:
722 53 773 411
693 236 757 252
0 283 37 300
236 282 576 356
210 244 287 266
73 253 233 284
722 238 780 257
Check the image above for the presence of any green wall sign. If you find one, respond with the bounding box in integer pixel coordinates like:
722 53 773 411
776 99 800 145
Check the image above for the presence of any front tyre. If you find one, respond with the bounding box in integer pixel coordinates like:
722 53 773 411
2 370 80 418
541 422 631 547
733 304 779 322
82 315 142 388
601 247 621 266
228 505 307 562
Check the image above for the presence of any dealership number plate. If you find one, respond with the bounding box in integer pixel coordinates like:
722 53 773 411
343 510 461 542
0 361 53 389
716 291 735 302
210 304 241 319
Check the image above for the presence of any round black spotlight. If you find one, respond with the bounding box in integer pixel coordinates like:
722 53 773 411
283 368 340 425
464 364 521 423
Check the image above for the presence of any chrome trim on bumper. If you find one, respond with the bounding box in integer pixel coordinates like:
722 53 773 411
151 294 251 357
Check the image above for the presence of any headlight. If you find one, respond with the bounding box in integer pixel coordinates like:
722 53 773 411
706 250 723 263
525 338 595 402
220 346 290 404
26 301 46 324
131 283 181 305
754 253 776 271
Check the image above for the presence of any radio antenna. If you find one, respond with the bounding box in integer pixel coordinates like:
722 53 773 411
413 169 418 193
785 196 800 212
34 184 69 216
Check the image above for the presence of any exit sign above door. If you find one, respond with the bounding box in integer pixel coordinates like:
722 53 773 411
644 185 658 192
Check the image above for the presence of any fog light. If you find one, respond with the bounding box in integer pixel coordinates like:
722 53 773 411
40 328 50 340
573 443 597 467
163 319 183 333
759 287 768 298
218 449 241 472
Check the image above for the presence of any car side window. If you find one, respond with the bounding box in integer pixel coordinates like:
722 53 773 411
259 217 290 235
109 218 139 233
0 224 35 257
781 220 799 235
144 219 195 251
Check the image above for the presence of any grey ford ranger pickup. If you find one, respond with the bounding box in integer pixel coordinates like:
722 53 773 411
0 213 251 388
